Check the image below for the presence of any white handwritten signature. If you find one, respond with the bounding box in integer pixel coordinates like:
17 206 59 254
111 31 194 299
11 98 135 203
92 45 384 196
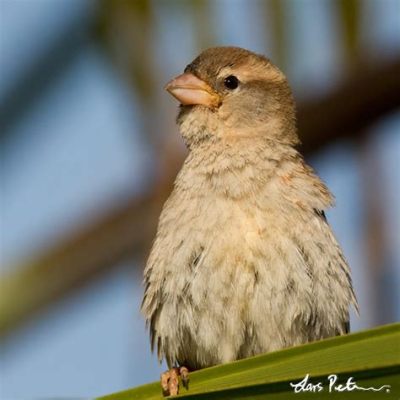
290 374 391 394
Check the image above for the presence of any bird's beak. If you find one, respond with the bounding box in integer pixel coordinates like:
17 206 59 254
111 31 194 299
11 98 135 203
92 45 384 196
165 73 220 107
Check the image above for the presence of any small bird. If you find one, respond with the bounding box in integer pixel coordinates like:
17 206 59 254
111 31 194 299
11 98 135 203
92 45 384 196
141 46 358 396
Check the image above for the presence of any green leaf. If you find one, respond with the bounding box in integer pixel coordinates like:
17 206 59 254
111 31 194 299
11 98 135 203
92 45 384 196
99 323 400 399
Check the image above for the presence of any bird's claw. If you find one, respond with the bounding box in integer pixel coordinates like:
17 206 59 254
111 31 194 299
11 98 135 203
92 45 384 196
180 366 189 389
161 366 190 396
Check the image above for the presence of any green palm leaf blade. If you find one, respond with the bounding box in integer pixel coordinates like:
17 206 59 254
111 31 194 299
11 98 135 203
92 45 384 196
99 323 400 399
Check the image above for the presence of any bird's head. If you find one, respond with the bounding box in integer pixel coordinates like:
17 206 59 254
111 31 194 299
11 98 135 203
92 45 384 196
166 46 298 149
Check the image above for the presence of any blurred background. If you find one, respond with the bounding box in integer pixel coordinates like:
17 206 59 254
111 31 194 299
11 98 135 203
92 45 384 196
0 0 399 398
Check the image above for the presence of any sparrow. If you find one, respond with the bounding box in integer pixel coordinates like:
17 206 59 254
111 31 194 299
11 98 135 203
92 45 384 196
141 46 358 396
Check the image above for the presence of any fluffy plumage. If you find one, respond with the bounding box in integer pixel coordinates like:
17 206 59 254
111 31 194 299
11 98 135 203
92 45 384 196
142 47 358 377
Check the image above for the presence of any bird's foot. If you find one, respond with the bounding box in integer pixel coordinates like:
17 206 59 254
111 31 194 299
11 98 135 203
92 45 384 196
161 366 189 396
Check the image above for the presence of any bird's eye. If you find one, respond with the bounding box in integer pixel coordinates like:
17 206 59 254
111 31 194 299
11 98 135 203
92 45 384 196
224 75 239 90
